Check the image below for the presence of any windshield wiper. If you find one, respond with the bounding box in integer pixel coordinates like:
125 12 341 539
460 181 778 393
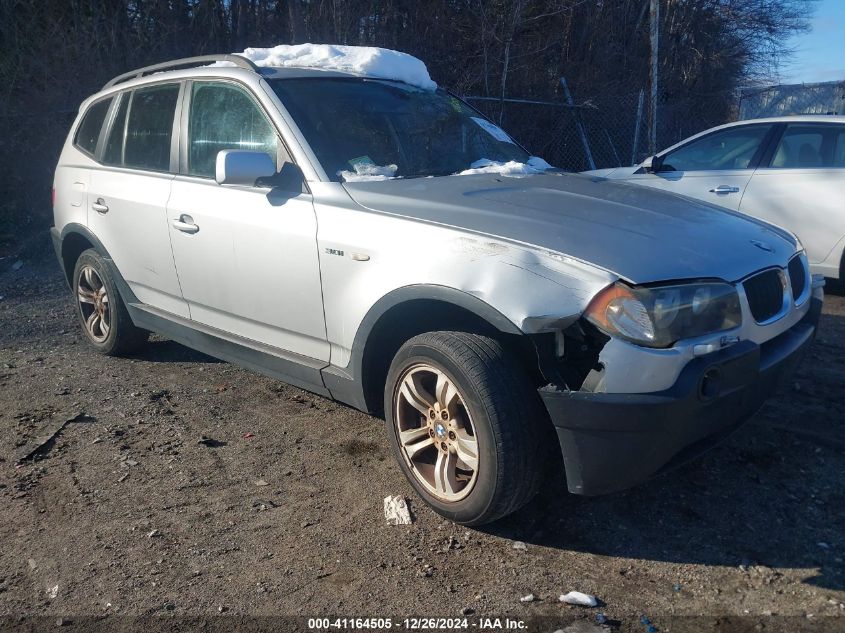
401 168 456 178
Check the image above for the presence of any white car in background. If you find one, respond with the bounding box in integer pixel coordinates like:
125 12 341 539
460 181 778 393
586 116 845 279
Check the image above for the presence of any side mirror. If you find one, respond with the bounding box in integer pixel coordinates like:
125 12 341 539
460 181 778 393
215 150 277 186
641 155 655 172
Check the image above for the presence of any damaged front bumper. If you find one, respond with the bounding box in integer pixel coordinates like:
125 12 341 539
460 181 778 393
540 295 822 496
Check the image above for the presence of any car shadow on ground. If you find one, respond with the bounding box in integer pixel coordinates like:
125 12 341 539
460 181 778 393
824 279 844 296
486 432 843 592
482 311 845 593
132 338 222 364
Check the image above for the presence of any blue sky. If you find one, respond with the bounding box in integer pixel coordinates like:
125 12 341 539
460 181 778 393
780 0 845 84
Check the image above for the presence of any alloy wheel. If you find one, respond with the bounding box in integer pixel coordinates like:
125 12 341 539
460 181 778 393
394 363 479 502
77 265 110 342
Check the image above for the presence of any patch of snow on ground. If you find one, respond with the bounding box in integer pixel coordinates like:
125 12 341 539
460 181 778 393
456 156 554 177
230 44 437 91
339 162 399 182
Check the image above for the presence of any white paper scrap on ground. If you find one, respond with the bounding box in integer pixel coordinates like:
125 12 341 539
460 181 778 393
383 495 413 525
559 591 598 607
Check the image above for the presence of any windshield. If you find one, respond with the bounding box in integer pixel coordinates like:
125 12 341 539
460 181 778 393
269 78 534 180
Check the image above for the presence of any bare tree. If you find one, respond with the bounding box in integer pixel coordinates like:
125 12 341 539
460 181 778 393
0 0 818 246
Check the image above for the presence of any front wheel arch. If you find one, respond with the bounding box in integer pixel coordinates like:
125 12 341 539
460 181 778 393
353 287 539 415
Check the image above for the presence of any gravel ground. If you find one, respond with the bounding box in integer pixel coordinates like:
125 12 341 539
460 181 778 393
0 250 843 633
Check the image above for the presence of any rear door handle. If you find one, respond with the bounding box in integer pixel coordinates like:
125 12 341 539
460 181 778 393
709 185 740 194
171 214 199 234
92 198 109 214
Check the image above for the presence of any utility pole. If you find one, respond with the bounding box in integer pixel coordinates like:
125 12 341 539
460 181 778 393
649 0 659 155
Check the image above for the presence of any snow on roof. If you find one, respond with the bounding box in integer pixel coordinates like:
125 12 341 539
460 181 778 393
232 43 437 91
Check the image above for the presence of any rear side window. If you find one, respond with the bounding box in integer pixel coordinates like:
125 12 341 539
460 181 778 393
771 126 825 168
770 124 845 169
74 98 111 156
123 83 180 171
187 81 278 178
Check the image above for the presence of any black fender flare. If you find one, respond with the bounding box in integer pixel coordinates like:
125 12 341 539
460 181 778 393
353 284 523 354
59 223 110 257
55 223 138 302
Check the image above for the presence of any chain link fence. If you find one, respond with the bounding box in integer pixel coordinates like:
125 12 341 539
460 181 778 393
465 87 738 172
740 81 845 118
0 82 740 255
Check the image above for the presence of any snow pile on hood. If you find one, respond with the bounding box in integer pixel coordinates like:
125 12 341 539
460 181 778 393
456 156 553 177
339 162 399 182
230 43 437 91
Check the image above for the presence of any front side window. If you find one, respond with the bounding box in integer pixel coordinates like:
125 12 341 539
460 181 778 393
188 81 278 178
123 83 180 171
771 124 844 169
659 125 771 172
270 78 530 180
74 98 112 156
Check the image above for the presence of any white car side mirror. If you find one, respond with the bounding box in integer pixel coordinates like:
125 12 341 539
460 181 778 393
215 150 277 186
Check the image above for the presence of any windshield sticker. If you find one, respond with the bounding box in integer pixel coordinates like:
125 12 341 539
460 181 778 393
470 117 515 144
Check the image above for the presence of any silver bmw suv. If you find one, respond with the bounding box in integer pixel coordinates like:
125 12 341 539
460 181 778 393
52 52 823 525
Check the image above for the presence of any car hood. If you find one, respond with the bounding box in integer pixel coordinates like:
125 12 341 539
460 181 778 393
342 172 797 284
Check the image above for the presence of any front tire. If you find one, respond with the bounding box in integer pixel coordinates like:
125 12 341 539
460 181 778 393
384 331 550 525
72 249 148 356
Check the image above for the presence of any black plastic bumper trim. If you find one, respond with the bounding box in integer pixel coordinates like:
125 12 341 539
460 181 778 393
540 299 821 496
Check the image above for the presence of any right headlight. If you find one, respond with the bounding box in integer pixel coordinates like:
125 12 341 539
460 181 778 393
583 281 742 348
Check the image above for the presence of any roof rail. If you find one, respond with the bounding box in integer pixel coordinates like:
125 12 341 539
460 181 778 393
102 54 259 90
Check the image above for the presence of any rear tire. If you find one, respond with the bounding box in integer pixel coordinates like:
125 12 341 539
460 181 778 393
72 249 148 356
384 331 551 525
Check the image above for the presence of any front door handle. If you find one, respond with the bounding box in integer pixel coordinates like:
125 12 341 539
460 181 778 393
171 214 199 234
92 198 109 214
709 185 740 194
